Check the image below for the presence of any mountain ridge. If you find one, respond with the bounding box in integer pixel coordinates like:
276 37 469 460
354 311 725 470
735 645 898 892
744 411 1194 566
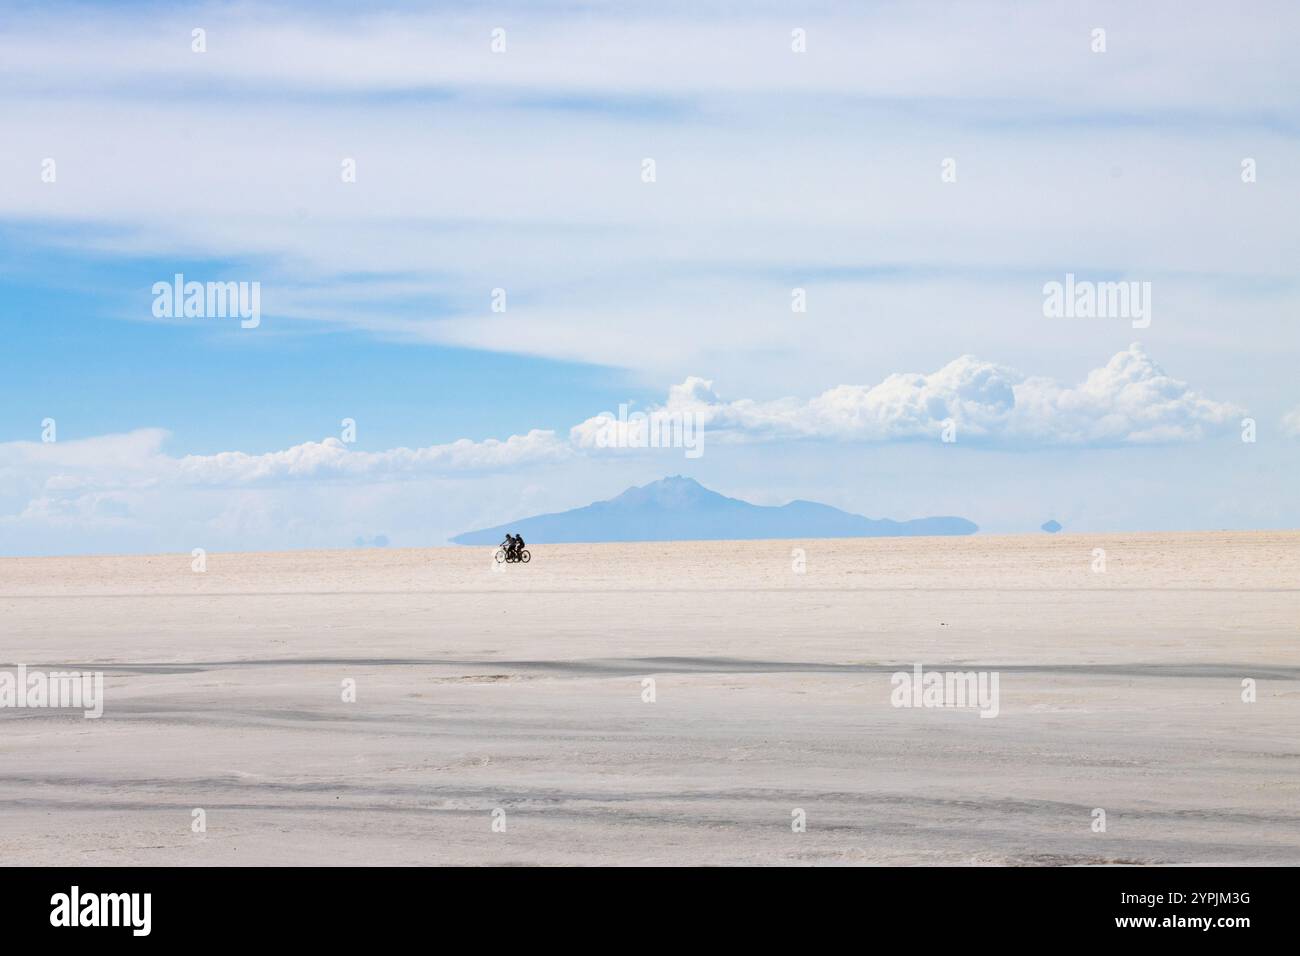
451 476 978 544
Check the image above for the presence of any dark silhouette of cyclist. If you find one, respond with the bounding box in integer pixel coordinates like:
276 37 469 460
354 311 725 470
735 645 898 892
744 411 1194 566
514 533 525 558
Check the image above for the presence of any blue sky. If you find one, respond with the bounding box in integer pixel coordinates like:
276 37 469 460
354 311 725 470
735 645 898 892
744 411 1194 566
0 229 623 454
1 0 1298 555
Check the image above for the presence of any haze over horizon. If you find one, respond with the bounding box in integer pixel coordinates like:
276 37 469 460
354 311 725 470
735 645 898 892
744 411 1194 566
2 0 1298 556
451 475 979 544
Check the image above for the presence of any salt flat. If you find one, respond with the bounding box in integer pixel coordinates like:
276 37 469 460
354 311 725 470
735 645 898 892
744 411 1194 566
1 532 1298 865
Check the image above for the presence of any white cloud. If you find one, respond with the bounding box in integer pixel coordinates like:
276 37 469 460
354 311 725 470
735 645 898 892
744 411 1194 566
573 344 1240 448
172 430 569 484
0 345 1268 553
0 1 1297 394
3 348 1234 524
0 428 569 495
0 427 574 554
1 4 1292 554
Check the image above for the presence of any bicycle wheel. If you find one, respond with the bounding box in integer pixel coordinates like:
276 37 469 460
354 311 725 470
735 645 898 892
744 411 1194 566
494 549 506 563
520 550 531 563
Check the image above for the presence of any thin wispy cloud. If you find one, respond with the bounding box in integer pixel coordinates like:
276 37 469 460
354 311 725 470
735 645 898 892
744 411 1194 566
1 1 1296 390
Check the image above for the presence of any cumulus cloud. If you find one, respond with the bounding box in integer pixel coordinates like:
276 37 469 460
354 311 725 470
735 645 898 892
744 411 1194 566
3 346 1237 510
573 344 1241 448
0 345 1244 553
0 428 571 543
172 430 569 485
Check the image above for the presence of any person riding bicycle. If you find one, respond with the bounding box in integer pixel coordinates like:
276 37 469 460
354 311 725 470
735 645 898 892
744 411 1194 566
498 533 526 561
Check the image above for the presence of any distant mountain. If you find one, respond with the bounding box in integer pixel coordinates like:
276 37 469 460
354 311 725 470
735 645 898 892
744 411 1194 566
1041 519 1063 533
451 476 978 544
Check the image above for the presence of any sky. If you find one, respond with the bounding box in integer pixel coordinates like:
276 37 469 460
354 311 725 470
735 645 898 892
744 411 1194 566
1 0 1298 556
